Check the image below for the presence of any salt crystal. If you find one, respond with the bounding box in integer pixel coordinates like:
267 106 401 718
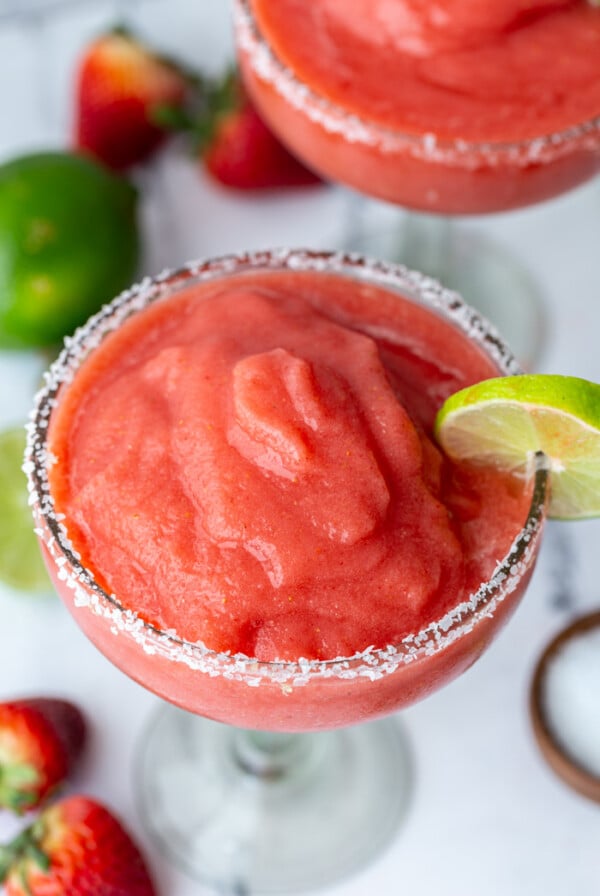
543 626 600 779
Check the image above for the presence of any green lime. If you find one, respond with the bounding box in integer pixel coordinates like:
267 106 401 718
0 151 139 348
434 374 600 520
0 427 51 592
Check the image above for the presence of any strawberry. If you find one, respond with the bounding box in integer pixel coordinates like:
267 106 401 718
155 69 322 190
202 74 323 189
0 795 156 895
0 699 86 814
74 29 187 170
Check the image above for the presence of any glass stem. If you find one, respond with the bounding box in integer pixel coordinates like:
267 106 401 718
233 730 312 780
400 212 454 282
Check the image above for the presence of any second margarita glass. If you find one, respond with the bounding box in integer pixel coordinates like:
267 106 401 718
233 0 600 367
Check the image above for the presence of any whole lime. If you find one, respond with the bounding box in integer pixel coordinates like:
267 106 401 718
0 151 140 348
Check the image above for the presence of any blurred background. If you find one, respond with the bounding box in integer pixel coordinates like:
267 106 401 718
0 1 599 895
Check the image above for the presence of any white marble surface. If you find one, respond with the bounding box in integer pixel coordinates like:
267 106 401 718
1 2 599 895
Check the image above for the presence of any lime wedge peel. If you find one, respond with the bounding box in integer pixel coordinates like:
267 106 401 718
0 426 52 593
434 374 600 520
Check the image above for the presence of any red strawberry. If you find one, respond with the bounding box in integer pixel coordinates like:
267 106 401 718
74 29 187 170
198 72 323 190
0 795 156 895
0 699 86 814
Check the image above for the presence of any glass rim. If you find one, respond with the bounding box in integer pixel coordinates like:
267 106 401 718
233 0 600 164
25 248 549 685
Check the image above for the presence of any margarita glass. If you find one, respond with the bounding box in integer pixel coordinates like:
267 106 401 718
26 250 548 894
233 0 600 366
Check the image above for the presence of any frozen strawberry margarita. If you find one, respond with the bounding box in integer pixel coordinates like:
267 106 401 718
28 252 547 730
235 0 600 212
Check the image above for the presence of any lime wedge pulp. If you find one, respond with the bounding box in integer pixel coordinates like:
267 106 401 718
434 375 600 520
0 426 51 592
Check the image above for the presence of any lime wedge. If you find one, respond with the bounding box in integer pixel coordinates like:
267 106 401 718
434 375 600 520
0 427 51 592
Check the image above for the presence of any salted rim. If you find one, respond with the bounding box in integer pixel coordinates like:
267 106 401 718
234 0 600 168
24 249 548 687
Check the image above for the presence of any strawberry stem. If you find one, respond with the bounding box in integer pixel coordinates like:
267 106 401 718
153 66 242 152
0 821 50 884
151 103 196 132
0 835 24 880
0 762 40 814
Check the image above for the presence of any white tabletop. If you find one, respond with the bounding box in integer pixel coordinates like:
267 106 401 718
1 2 599 895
